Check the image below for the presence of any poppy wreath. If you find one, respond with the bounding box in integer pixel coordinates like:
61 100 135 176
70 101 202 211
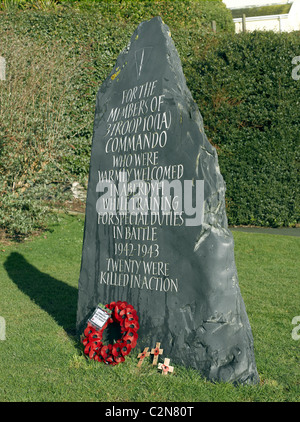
82 301 139 365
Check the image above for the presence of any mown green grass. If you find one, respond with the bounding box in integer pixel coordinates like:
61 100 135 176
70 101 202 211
0 214 299 402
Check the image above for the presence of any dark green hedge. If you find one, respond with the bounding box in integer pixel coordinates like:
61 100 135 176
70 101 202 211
0 2 234 237
0 5 299 237
185 31 299 227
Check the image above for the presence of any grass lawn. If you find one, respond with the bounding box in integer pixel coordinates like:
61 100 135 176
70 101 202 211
0 214 299 402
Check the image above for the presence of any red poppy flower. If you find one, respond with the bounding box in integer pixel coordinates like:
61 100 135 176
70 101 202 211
114 356 125 364
124 318 139 331
117 300 128 308
94 353 103 362
152 347 160 356
82 337 89 346
90 332 103 342
125 316 138 326
119 307 138 323
82 300 139 365
84 324 96 338
105 355 118 365
112 342 122 357
88 348 100 360
123 330 138 348
126 309 138 321
116 310 127 322
84 340 101 358
161 364 169 373
119 341 132 356
100 344 113 359
106 301 116 311
118 308 130 320
114 301 128 321
84 343 92 355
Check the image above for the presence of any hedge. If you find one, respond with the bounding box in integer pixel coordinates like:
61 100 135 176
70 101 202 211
0 4 298 237
186 31 299 227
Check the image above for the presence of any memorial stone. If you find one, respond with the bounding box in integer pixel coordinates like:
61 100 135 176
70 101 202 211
76 16 259 384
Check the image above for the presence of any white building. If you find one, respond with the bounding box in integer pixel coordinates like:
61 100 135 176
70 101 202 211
223 0 292 8
223 0 300 32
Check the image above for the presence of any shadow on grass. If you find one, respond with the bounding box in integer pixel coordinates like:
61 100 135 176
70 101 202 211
4 252 78 337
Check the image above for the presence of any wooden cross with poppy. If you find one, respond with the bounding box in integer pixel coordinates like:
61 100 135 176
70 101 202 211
150 342 163 365
137 347 150 367
158 358 174 375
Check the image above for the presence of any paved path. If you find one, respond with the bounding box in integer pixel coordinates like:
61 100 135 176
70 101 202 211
229 227 299 237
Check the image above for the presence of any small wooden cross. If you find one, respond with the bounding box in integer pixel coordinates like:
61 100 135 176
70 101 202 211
158 358 174 375
150 342 163 365
137 347 150 367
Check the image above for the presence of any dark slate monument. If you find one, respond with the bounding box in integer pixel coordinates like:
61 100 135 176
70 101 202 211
76 16 259 384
